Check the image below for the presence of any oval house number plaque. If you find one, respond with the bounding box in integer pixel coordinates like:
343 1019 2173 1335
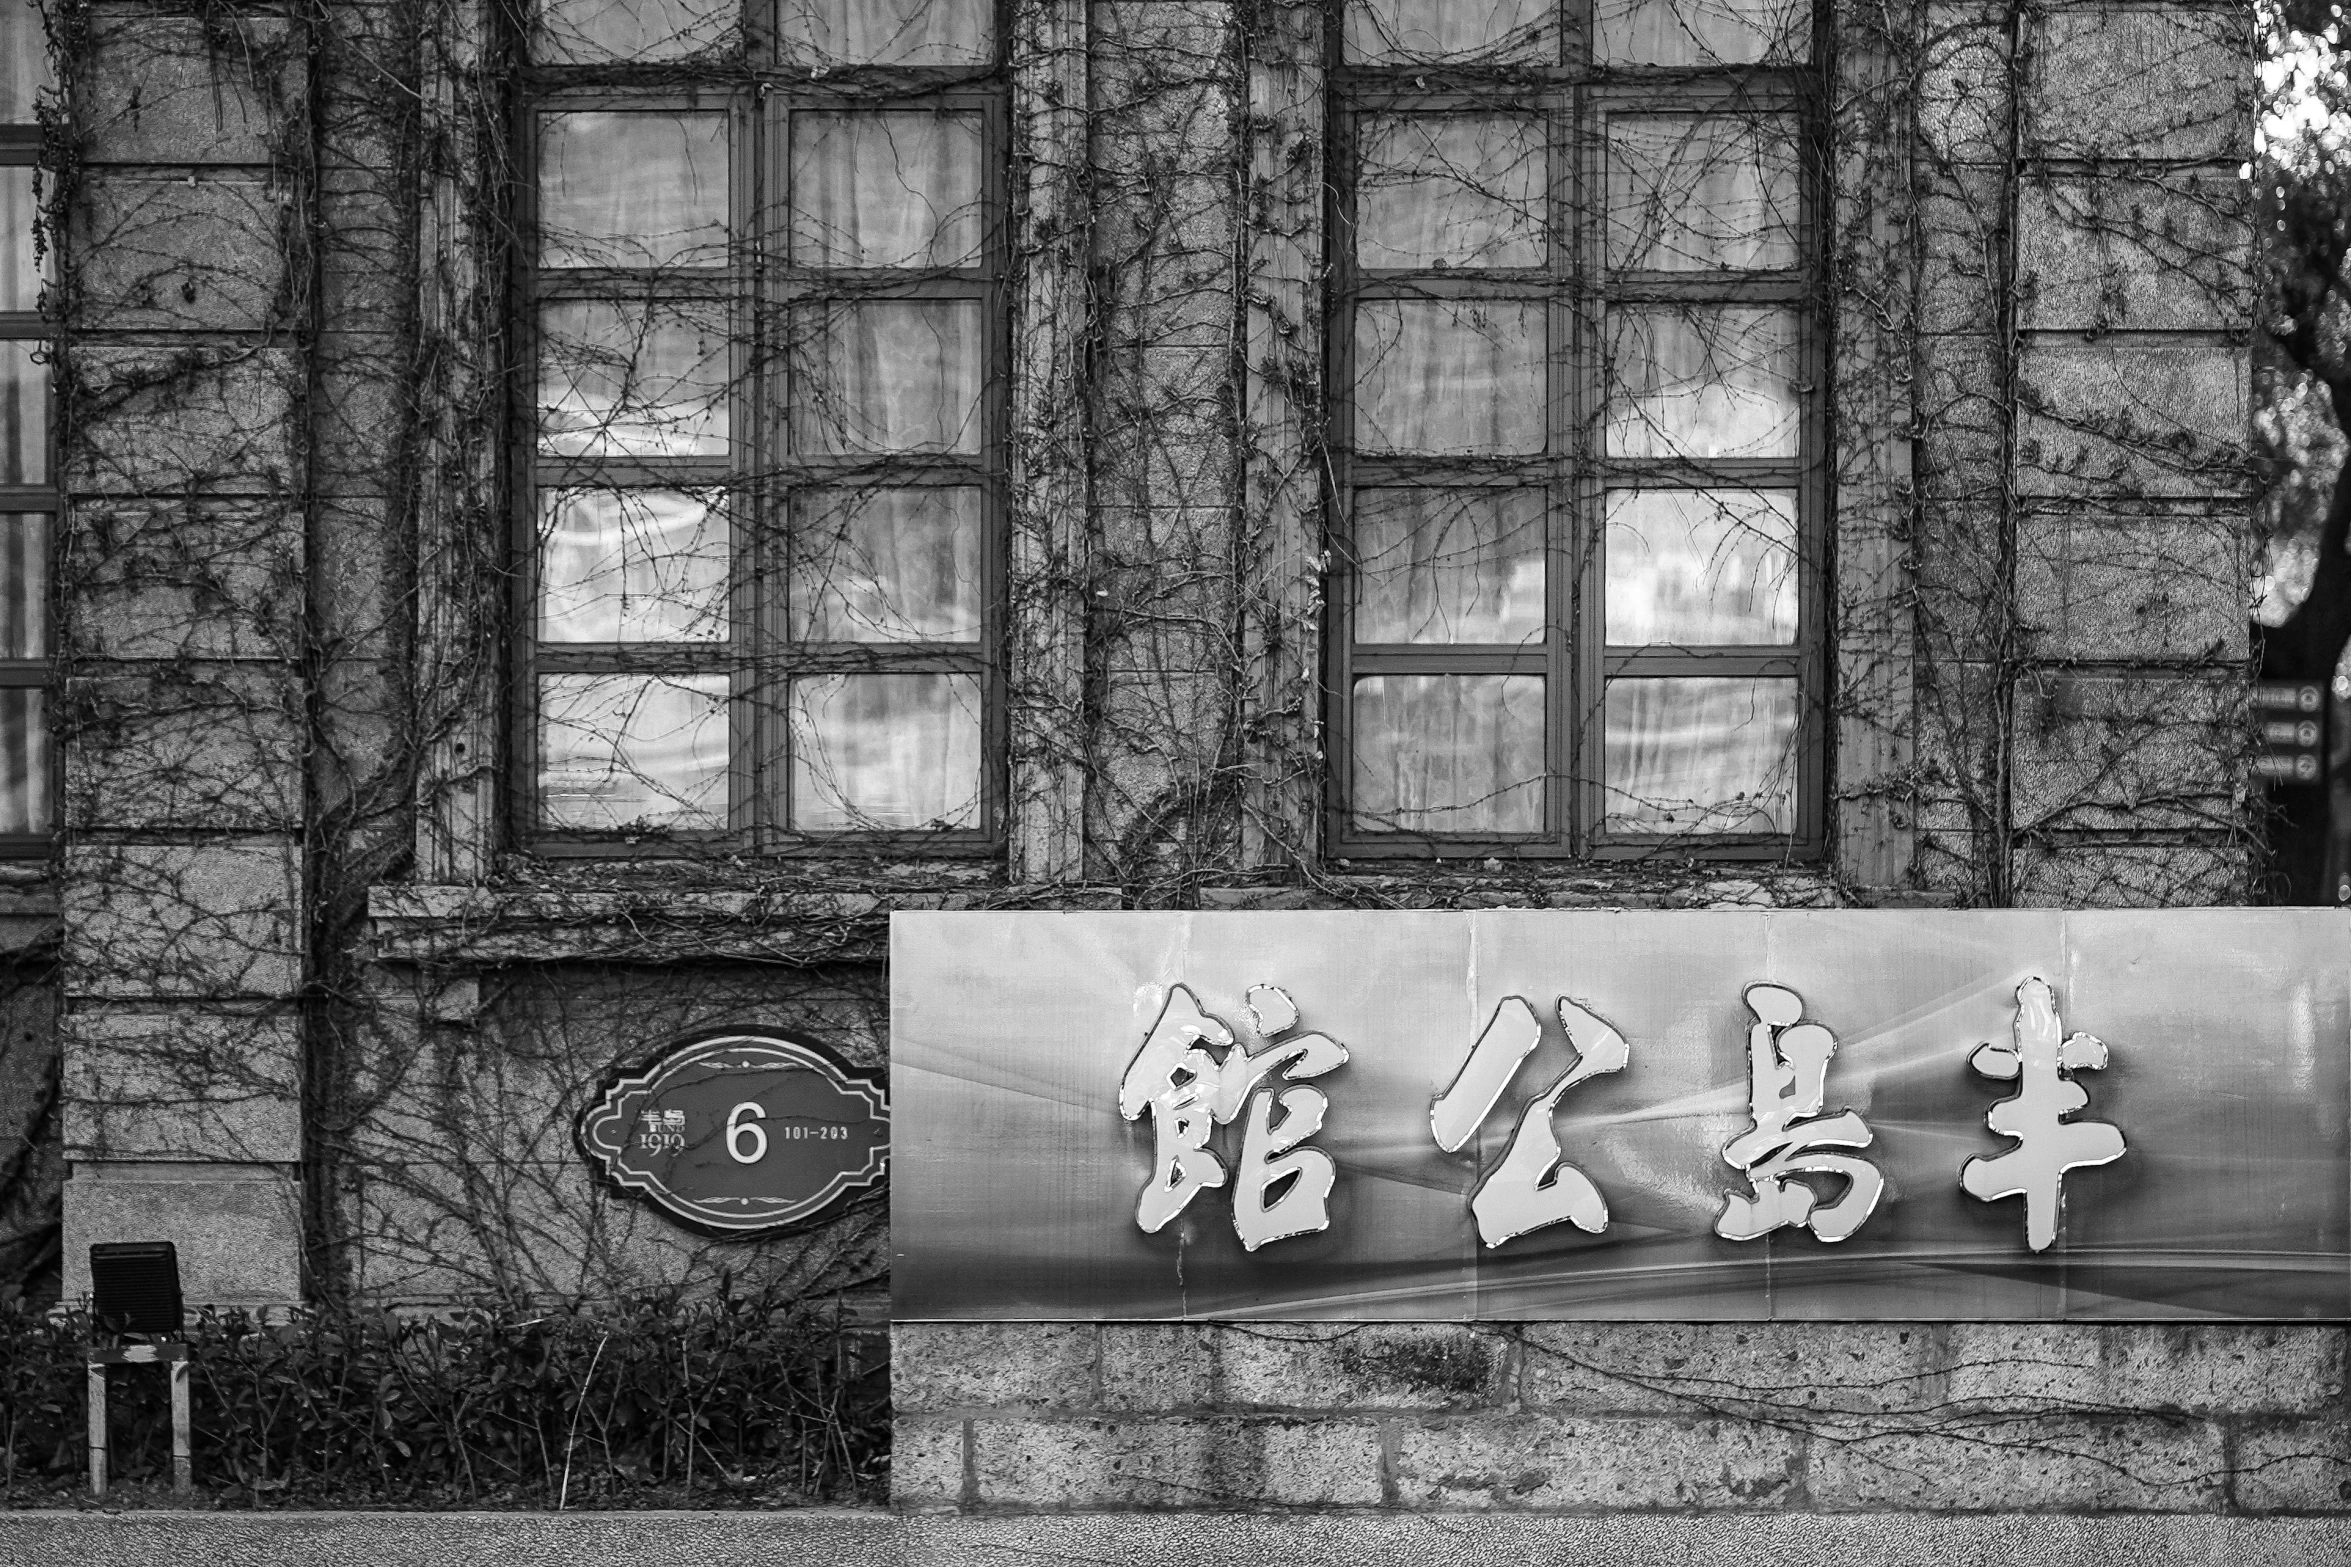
577 1029 889 1237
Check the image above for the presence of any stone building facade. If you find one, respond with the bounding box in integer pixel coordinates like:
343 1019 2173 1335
12 0 2324 1532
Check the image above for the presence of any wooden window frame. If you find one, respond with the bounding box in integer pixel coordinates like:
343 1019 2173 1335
1325 8 1830 863
514 23 1009 860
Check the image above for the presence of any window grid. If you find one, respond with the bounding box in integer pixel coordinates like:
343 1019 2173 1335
1329 3 1826 861
0 56 51 852
520 10 1004 855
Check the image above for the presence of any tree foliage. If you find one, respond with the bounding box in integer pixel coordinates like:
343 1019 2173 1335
2258 0 2351 681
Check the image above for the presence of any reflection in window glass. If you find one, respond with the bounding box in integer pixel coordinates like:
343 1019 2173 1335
538 299 730 458
778 0 993 66
1355 299 1546 456
1357 116 1546 270
795 300 983 454
1339 0 1815 855
1345 0 1554 63
0 0 44 851
1605 306 1799 459
1607 117 1800 273
0 168 35 312
539 113 729 271
1602 677 1796 835
1352 674 1543 833
0 513 45 660
527 9 1003 846
1353 488 1545 645
0 689 44 835
1606 490 1797 645
790 673 981 830
539 489 730 644
1595 0 1808 65
535 0 736 64
0 0 46 122
794 488 982 642
0 341 42 486
791 112 984 269
540 673 730 832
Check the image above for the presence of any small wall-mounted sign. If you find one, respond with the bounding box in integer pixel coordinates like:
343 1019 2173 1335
2253 679 2328 784
577 1029 888 1237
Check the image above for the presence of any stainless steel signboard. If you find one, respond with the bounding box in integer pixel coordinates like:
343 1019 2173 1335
890 911 2351 1320
579 1029 888 1236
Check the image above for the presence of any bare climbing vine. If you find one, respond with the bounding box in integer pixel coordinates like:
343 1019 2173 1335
0 0 2303 1521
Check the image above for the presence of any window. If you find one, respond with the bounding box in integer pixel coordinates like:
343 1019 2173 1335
525 0 1000 850
0 0 49 851
1331 0 1821 858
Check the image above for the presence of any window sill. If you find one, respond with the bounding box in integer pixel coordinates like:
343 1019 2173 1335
366 881 1126 966
367 863 1955 968
1197 868 1949 912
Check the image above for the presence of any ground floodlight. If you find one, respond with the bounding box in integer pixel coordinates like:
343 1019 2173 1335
87 1241 183 1336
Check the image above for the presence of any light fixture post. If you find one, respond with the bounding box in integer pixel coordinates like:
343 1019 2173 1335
84 1242 190 1498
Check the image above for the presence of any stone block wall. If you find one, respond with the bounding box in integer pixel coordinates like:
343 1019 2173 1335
345 954 891 1301
30 0 2303 1531
1086 0 1246 888
58 5 312 1309
1914 1 2256 906
50 0 422 1307
896 1323 2351 1512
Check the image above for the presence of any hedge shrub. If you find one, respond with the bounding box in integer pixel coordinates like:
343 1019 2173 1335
0 1284 887 1507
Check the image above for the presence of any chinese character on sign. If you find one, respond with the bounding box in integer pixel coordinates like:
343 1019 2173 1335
636 1108 686 1155
1716 984 1884 1243
1960 976 2126 1251
1117 983 1349 1251
1430 996 1628 1247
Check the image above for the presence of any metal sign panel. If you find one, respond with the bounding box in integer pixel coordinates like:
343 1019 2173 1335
578 1029 888 1237
2254 680 2328 785
889 910 2351 1321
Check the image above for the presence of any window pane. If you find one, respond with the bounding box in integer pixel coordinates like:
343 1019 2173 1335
0 341 43 485
1357 115 1546 270
539 672 730 832
1606 489 1796 645
778 0 992 65
1605 306 1799 460
1602 677 1796 835
1356 299 1546 456
795 488 981 642
0 167 37 311
1345 0 1555 63
791 112 984 270
1607 117 1800 273
0 512 44 659
539 299 730 458
1354 488 1545 645
0 0 47 122
1595 0 1807 65
539 489 730 644
1351 674 1542 834
790 672 981 830
539 112 728 271
794 300 983 455
535 0 737 63
0 689 45 835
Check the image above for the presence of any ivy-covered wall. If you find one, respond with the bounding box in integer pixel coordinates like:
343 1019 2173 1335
17 0 2292 1523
